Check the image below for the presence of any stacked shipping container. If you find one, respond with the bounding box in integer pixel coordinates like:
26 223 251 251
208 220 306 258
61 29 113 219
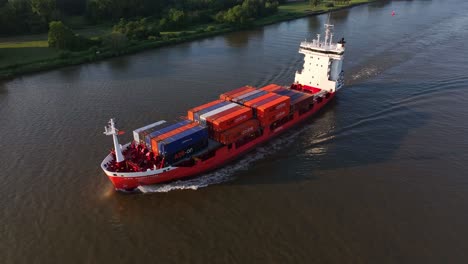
254 95 291 126
133 120 167 143
187 100 224 121
155 126 209 163
212 119 260 145
129 83 322 165
259 84 315 113
133 119 209 163
220 86 256 101
150 122 198 152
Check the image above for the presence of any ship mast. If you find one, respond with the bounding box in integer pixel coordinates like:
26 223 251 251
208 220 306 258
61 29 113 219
104 118 125 163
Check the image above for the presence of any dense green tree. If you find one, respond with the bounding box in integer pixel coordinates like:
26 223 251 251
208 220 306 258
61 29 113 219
1 0 279 36
48 20 75 49
0 0 46 35
216 0 278 25
310 0 321 7
31 0 57 22
113 18 160 40
48 20 94 50
56 0 86 15
104 31 128 51
167 8 186 28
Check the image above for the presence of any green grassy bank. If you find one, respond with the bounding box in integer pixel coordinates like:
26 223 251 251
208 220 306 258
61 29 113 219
0 0 372 80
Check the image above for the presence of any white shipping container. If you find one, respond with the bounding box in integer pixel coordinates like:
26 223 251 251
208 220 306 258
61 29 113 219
199 103 238 125
133 120 166 143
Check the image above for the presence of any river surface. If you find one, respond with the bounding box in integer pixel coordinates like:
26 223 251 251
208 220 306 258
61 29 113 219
1 1 468 263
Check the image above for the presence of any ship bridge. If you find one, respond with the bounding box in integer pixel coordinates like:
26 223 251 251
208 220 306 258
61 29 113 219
295 23 345 92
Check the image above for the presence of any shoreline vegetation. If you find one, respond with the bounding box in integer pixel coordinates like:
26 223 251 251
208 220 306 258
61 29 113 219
0 0 373 80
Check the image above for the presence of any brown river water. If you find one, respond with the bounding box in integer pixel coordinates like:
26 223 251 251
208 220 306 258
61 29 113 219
1 0 468 263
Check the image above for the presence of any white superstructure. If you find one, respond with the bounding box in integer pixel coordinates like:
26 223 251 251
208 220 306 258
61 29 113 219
294 23 345 92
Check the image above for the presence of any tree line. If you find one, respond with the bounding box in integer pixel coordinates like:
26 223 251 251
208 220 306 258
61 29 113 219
0 0 281 36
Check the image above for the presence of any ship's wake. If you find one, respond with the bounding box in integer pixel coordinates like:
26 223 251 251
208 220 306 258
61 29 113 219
137 122 317 193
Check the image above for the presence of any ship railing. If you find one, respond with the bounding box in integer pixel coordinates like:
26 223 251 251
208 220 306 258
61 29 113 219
300 41 343 52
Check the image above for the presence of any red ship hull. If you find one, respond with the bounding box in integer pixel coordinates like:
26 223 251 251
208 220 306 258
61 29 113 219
102 92 335 191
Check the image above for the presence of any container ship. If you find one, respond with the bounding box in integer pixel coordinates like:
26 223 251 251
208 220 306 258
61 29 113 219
101 23 345 192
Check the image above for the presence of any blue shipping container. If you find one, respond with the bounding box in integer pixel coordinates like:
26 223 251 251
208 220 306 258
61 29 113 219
194 101 230 122
238 90 268 103
158 126 209 155
275 89 299 97
145 120 192 148
232 90 262 102
289 93 304 102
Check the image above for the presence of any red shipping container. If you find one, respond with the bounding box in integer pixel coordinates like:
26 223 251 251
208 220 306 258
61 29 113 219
187 100 224 121
259 84 282 92
256 96 290 114
151 122 197 153
257 108 289 126
244 93 277 107
222 87 256 101
219 86 251 100
213 119 260 144
210 107 254 132
291 94 314 110
248 94 282 109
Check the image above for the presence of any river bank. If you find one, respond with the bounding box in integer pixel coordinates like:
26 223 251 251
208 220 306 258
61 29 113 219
0 0 372 81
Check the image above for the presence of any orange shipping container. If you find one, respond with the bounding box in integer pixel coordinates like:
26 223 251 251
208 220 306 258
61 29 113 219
257 108 289 126
205 105 243 125
256 96 290 115
221 87 256 101
213 119 260 145
151 122 197 153
187 100 224 121
244 93 277 107
219 86 252 100
210 107 254 132
259 84 282 92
